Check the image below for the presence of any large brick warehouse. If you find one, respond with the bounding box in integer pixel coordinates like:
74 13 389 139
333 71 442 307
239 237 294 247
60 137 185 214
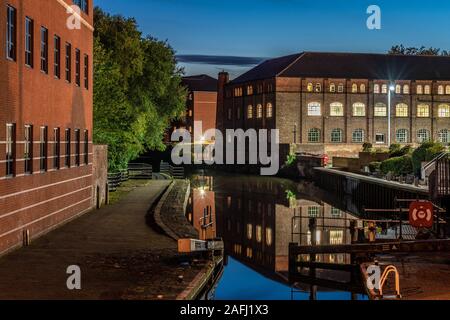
217 52 450 159
0 0 101 255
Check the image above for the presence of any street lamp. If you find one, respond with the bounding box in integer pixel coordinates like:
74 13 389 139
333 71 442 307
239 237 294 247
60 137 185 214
388 84 395 146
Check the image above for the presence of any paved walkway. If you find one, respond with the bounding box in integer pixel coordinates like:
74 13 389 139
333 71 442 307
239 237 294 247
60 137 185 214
0 180 201 300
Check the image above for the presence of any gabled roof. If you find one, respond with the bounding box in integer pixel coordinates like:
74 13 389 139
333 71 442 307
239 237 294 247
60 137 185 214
182 74 218 92
230 53 303 84
230 52 450 84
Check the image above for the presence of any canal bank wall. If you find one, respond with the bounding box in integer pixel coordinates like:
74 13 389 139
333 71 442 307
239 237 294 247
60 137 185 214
152 179 222 300
153 180 198 240
314 168 429 211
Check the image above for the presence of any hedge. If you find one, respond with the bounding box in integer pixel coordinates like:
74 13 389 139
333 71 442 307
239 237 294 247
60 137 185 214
380 155 413 176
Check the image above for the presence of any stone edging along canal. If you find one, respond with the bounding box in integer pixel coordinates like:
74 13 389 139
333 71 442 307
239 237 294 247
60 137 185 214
153 179 198 240
152 179 216 300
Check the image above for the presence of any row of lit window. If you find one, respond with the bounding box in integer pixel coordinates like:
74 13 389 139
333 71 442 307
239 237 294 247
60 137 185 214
5 124 89 177
306 128 450 144
6 5 89 89
246 224 273 246
306 102 450 118
232 84 274 97
227 103 273 120
306 82 450 95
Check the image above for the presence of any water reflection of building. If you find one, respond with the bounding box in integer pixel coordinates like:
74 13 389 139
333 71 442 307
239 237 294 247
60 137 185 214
213 176 360 280
187 175 216 240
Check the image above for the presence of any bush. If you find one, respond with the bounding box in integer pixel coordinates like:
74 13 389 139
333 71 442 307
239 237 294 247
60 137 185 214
390 145 413 158
389 144 402 155
411 141 445 176
285 153 296 167
374 148 389 154
368 162 381 173
380 155 413 176
362 143 373 153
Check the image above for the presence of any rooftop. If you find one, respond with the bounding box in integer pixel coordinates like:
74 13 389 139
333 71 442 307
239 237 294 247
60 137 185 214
182 74 218 92
230 52 450 84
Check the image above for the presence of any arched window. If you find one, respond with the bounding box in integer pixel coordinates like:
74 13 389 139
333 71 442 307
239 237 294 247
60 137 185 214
315 83 322 92
247 85 253 95
374 84 380 94
352 102 366 117
308 128 321 143
247 224 253 240
352 129 365 143
374 103 387 117
266 103 273 118
331 129 343 143
446 85 450 95
256 104 263 118
403 85 410 94
439 104 450 118
266 228 273 246
396 129 409 143
307 83 313 92
416 85 423 95
417 129 430 143
396 103 409 117
382 84 388 94
438 85 445 95
438 129 450 144
352 83 358 93
247 105 253 119
308 206 320 218
256 225 262 243
329 83 336 92
424 85 431 95
308 102 321 116
337 83 344 93
417 104 430 118
395 85 401 94
330 102 344 116
360 84 366 93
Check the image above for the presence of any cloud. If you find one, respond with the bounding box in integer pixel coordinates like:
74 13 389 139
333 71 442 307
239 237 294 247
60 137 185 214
176 54 266 67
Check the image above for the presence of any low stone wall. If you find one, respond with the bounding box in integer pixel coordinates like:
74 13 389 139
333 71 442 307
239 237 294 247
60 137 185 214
154 180 198 240
92 144 108 209
359 152 390 167
333 157 361 172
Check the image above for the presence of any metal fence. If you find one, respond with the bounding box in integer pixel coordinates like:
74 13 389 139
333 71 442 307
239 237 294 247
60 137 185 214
160 161 185 179
128 163 153 180
107 170 129 192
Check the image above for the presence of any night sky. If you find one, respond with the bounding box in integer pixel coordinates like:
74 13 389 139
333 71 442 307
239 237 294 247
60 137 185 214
95 0 450 79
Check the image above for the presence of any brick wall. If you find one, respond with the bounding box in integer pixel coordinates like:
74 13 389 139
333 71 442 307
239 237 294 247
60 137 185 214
222 75 450 161
0 0 94 254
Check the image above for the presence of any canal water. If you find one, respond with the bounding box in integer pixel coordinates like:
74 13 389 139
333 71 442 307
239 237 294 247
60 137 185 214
186 172 401 300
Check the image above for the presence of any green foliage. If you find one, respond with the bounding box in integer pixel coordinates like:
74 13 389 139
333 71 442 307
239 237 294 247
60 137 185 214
389 144 401 155
286 190 296 202
389 45 450 56
368 162 381 173
380 156 413 176
362 143 373 153
389 144 412 158
411 141 445 176
93 8 187 171
374 148 389 154
285 153 296 167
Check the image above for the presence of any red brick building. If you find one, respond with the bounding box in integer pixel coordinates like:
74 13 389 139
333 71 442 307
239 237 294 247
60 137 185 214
0 0 94 254
218 52 450 159
169 75 218 143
